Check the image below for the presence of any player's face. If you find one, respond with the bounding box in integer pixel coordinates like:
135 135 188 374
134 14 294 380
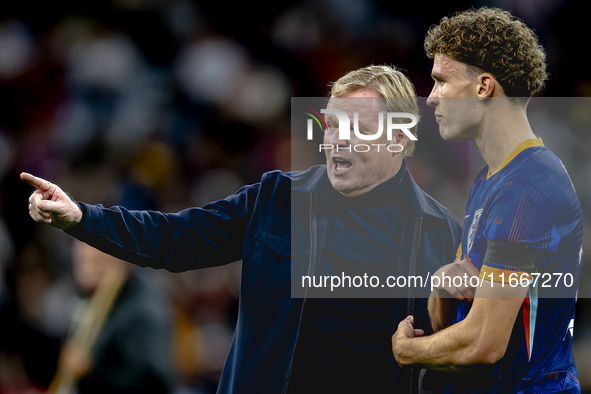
427 54 481 141
324 89 401 197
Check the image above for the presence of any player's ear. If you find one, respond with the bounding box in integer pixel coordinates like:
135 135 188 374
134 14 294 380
476 73 496 101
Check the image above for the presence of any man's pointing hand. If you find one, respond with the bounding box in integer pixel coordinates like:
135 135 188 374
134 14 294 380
21 172 82 230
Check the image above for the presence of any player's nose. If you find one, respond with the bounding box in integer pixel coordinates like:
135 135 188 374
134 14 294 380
427 83 439 107
427 91 439 107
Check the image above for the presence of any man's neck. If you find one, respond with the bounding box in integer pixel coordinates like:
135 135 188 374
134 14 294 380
473 101 536 173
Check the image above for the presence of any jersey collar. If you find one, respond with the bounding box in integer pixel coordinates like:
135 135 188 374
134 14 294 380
487 137 544 179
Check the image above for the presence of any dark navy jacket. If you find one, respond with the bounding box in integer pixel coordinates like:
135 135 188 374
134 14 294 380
65 163 461 394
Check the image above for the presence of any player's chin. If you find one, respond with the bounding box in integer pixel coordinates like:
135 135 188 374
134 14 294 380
440 129 467 142
439 127 456 141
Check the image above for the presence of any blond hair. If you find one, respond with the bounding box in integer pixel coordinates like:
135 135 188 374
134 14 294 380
424 7 548 100
329 65 420 157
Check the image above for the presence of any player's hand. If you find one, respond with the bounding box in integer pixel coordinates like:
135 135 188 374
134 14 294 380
432 257 480 301
392 315 424 367
21 172 82 230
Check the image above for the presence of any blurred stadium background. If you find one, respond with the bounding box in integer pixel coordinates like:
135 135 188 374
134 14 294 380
0 0 590 392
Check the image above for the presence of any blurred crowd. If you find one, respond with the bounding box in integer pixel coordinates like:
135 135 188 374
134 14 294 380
1 0 590 393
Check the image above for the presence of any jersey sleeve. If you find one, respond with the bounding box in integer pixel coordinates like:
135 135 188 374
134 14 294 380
479 181 556 283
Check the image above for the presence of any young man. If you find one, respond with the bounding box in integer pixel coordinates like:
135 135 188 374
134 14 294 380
24 65 461 393
392 7 583 393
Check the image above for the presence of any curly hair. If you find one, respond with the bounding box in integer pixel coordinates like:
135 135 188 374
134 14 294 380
424 7 548 99
329 65 419 157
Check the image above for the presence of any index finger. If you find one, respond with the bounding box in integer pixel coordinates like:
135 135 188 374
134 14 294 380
457 286 475 301
20 172 52 192
397 316 415 336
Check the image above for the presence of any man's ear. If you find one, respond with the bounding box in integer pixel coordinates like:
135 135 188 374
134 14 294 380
391 131 409 154
476 73 496 101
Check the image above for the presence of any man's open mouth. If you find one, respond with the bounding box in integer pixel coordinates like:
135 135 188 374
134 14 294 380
333 158 352 172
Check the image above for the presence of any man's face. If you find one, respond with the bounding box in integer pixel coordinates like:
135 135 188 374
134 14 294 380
324 89 400 197
72 241 126 296
427 54 481 141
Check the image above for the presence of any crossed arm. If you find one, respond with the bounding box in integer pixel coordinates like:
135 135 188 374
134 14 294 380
392 258 528 372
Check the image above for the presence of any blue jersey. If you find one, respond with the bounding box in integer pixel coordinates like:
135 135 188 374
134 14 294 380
453 138 583 393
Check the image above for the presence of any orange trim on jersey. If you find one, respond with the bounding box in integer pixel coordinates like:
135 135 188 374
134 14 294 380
523 296 531 359
479 265 532 284
487 137 545 179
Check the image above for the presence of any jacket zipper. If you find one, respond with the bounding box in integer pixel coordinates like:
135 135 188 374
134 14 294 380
406 217 423 319
283 192 317 393
406 217 423 394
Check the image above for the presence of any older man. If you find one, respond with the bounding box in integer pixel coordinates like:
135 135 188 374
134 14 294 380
24 65 460 393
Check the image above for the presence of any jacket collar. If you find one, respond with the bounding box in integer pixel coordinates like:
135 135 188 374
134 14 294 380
291 159 444 220
402 169 444 219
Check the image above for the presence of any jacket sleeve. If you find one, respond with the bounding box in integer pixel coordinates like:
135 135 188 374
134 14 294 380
64 180 262 272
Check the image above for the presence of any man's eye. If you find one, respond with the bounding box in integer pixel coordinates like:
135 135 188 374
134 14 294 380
325 124 337 134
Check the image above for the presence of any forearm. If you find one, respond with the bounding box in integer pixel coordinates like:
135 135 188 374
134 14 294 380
396 291 525 372
395 318 492 372
428 289 461 332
